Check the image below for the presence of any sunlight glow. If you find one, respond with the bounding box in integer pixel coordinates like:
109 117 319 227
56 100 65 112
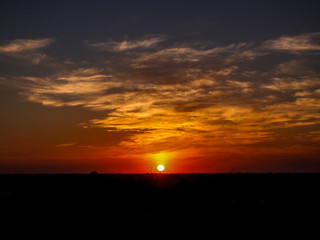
152 151 171 162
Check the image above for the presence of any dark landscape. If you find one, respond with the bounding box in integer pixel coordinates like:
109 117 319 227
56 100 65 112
1 173 319 219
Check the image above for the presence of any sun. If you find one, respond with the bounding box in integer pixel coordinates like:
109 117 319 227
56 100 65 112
146 151 177 172
157 164 165 172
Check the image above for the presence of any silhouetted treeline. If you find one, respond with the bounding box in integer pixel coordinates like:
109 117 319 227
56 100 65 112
0 173 319 217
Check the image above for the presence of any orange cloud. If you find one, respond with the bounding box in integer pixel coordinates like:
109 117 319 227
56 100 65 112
1 33 320 172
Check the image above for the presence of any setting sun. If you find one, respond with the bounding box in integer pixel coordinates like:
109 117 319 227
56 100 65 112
157 165 165 172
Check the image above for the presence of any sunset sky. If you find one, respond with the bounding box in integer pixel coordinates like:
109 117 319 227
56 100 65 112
1 0 320 173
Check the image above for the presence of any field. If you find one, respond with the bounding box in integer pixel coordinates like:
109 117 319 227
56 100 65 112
1 173 319 218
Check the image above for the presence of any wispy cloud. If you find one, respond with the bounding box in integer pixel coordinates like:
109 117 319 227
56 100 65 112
56 142 78 147
261 32 320 53
0 38 54 64
134 42 258 64
11 67 123 109
262 76 320 91
0 38 54 53
87 35 166 52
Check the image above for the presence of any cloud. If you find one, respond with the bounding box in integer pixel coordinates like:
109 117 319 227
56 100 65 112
87 35 166 52
134 42 257 63
275 59 308 75
262 77 320 92
261 32 320 53
0 38 54 53
0 67 106 108
10 67 126 109
56 142 78 147
0 38 54 64
3 33 320 156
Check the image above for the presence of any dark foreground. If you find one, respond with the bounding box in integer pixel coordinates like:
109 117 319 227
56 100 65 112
0 173 319 219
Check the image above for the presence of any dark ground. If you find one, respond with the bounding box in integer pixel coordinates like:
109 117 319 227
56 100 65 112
0 173 319 219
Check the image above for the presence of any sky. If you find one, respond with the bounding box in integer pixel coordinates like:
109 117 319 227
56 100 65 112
1 0 320 173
